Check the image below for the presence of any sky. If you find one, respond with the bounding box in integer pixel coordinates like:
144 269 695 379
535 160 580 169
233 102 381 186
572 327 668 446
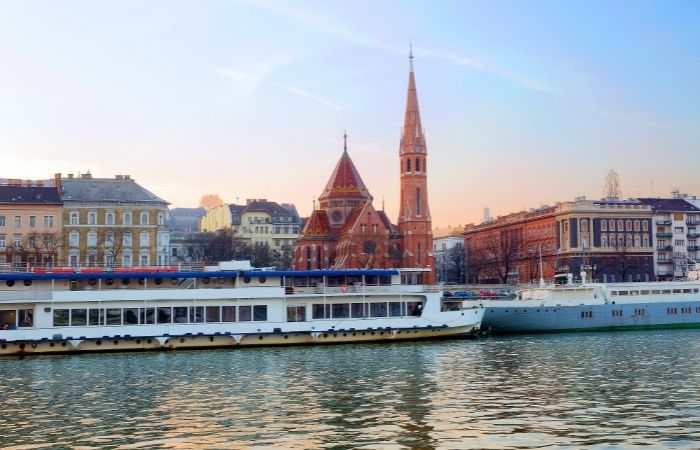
1 0 699 228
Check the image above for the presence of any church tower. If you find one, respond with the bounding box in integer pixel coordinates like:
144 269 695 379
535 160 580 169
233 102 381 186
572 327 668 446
398 47 434 281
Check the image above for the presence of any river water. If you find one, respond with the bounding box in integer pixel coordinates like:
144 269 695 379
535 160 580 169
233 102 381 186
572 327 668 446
1 330 699 449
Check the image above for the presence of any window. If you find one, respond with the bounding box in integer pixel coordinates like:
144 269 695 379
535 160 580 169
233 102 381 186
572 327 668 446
173 307 188 323
332 303 350 319
140 231 149 247
416 187 421 215
370 302 387 317
29 216 36 227
43 215 54 228
642 221 649 232
287 305 306 322
351 303 366 318
675 240 685 246
105 231 114 247
406 159 411 172
634 220 640 231
14 216 21 227
89 309 103 326
253 305 267 321
140 253 149 266
205 306 220 322
312 304 327 319
70 212 79 225
0 235 5 249
157 212 164 226
643 235 649 247
222 306 236 322
53 309 70 326
581 311 593 318
87 231 97 247
123 231 132 247
238 306 252 321
106 308 122 325
88 212 97 225
609 219 615 231
140 212 149 225
625 220 632 231
122 253 132 267
389 302 403 317
189 306 204 323
601 235 608 247
617 220 624 231
140 308 155 324
634 234 641 248
415 158 420 172
69 231 79 247
123 212 132 225
0 215 5 226
106 212 114 225
157 307 172 324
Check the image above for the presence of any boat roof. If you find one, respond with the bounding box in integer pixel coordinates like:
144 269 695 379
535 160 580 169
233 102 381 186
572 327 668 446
0 268 400 281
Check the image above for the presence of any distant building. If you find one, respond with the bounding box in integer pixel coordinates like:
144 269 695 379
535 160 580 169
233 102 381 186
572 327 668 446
169 231 214 265
201 198 301 262
60 173 170 267
0 178 62 267
433 228 464 284
637 197 700 279
168 207 206 232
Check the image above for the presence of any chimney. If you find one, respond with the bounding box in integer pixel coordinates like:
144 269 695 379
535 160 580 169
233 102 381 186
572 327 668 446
124 175 131 180
115 175 123 180
67 174 74 179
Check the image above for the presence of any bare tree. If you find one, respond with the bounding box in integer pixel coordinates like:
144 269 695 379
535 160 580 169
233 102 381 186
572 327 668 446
103 229 125 267
445 243 466 284
206 229 234 262
607 235 638 281
483 229 524 284
42 232 63 267
465 243 489 284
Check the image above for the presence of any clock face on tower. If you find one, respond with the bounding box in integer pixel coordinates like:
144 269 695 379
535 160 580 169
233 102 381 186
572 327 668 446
332 210 342 222
414 145 422 152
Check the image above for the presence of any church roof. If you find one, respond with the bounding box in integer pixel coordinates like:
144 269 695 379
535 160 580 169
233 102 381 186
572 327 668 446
319 136 371 202
301 210 332 237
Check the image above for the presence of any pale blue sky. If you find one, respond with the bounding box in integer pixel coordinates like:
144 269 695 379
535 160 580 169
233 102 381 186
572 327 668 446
1 0 698 226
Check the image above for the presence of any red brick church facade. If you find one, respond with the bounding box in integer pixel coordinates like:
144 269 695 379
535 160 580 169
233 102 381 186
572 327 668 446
293 54 435 282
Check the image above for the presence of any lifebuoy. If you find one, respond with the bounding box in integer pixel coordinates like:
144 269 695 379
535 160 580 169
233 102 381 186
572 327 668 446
341 285 348 293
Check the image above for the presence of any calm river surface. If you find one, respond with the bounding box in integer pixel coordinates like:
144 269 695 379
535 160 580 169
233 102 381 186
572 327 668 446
1 330 700 449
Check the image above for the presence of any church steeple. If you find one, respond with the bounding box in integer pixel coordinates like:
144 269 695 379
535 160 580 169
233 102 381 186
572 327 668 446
398 47 434 282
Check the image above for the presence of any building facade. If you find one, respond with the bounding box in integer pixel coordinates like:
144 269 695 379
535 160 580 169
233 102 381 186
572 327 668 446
637 197 700 279
0 180 63 268
60 173 170 267
293 52 435 282
168 207 206 232
433 229 465 284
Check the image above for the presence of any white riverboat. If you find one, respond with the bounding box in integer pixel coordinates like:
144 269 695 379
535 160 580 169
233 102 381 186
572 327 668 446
0 262 483 356
481 272 700 333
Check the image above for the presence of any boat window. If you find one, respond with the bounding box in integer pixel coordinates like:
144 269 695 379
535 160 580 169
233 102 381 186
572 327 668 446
662 290 671 294
189 306 204 323
347 276 362 286
18 309 33 328
618 291 628 296
222 306 236 322
71 309 87 326
173 307 188 323
327 276 343 287
652 290 661 294
106 308 122 325
332 303 350 319
239 306 252 321
242 277 251 284
630 291 639 296
370 302 387 317
365 275 378 286
611 291 618 296
89 309 103 326
379 276 392 286
640 290 650 295
206 306 220 322
351 303 366 318
683 289 692 293
123 308 138 325
0 309 16 329
53 309 69 327
389 302 403 317
312 304 327 319
287 305 306 322
673 289 681 294
157 307 172 324
293 277 309 287
406 302 423 316
253 305 267 321
140 308 155 325
694 289 699 293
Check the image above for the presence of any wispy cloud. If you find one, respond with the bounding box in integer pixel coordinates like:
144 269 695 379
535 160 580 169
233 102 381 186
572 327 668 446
273 82 338 109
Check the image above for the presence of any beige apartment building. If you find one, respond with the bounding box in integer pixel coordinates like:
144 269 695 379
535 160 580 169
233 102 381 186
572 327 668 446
0 181 63 267
61 173 170 267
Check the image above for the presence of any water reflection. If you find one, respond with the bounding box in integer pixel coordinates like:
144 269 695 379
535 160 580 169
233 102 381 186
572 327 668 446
1 331 700 449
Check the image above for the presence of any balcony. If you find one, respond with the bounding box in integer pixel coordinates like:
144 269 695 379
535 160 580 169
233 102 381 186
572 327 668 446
687 220 700 226
656 232 673 238
657 260 672 264
657 245 673 251
656 220 672 226
688 245 700 251
687 233 700 239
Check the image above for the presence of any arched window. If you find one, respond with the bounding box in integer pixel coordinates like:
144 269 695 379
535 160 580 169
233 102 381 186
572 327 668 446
87 230 97 247
406 159 411 172
140 231 150 247
140 212 149 225
69 231 79 247
415 158 421 172
416 188 421 215
123 231 132 247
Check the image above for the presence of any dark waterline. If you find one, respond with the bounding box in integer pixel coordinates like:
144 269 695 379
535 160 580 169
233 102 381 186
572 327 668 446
1 330 700 449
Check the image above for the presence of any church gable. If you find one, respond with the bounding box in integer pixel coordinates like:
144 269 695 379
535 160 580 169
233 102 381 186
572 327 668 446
301 210 331 237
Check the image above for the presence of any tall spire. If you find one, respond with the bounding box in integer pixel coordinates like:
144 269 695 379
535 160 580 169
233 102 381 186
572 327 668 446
409 41 414 72
343 129 348 156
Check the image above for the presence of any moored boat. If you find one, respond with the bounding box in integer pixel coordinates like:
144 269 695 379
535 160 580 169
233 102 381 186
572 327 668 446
481 272 700 333
0 262 483 356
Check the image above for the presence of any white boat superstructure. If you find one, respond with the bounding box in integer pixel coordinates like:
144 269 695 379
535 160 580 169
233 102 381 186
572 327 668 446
0 264 483 356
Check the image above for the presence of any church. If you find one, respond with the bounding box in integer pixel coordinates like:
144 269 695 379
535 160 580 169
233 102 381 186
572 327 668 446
293 52 434 283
